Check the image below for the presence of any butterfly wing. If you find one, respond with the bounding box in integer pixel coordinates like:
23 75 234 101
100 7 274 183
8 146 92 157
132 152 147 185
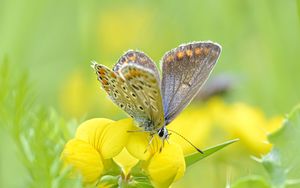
161 41 221 125
93 62 144 119
119 64 165 131
113 50 161 82
93 51 164 131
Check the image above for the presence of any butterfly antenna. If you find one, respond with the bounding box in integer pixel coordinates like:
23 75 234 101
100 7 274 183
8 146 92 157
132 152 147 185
168 129 204 154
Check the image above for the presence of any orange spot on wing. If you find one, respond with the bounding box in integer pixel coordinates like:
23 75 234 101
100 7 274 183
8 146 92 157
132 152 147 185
203 47 210 56
129 70 136 77
110 72 117 78
166 55 174 63
194 48 202 55
102 80 108 85
128 55 136 61
186 49 193 57
176 51 185 60
99 68 106 75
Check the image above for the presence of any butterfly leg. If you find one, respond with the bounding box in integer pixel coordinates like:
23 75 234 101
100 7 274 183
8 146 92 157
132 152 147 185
159 139 165 153
144 133 155 153
127 130 152 133
159 134 171 152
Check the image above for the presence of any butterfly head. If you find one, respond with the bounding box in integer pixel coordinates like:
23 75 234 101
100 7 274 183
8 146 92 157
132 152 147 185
157 126 169 140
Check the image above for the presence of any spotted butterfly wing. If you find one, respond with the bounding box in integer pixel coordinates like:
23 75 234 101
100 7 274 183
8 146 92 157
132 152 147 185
93 63 141 118
115 51 164 130
114 51 160 79
161 41 221 125
120 64 164 131
93 51 164 131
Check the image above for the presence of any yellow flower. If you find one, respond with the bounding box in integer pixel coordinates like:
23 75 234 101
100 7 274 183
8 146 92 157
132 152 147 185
62 118 187 187
125 131 186 187
62 139 104 183
61 118 132 183
146 142 186 188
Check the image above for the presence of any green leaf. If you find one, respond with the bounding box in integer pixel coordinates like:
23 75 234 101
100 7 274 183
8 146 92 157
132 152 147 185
0 61 83 187
98 175 119 187
231 175 270 188
185 138 239 167
260 105 300 188
130 162 154 187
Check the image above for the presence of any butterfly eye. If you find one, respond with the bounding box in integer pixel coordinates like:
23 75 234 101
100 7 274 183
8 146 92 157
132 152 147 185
158 128 164 137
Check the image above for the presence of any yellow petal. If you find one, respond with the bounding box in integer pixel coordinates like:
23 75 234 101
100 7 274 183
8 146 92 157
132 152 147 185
75 118 133 159
146 142 186 188
99 118 134 159
126 131 163 161
61 139 104 183
126 131 152 161
113 148 139 176
75 118 114 144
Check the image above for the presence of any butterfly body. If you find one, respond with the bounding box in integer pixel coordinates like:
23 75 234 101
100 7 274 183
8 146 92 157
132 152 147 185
93 41 221 146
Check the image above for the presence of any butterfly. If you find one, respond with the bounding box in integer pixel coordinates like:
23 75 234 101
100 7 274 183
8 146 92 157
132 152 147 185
92 41 221 152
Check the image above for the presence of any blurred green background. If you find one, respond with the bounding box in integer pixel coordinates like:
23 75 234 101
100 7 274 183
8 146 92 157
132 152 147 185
0 0 300 187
